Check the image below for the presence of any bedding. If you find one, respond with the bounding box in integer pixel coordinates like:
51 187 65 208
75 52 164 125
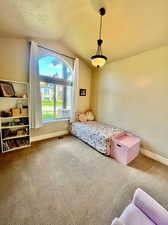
71 121 123 155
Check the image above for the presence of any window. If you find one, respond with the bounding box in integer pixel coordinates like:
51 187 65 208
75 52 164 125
38 55 73 122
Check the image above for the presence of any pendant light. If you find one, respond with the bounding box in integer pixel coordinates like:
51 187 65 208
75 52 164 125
91 8 107 68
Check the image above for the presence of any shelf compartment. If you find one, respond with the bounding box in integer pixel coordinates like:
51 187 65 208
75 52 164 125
2 144 31 153
1 116 28 119
3 135 30 141
1 124 29 129
0 97 28 100
0 79 28 85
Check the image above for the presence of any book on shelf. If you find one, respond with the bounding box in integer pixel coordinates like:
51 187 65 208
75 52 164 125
1 117 29 127
2 127 29 139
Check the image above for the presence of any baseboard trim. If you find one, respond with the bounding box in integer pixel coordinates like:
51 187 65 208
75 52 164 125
31 130 69 142
31 133 168 166
141 148 168 166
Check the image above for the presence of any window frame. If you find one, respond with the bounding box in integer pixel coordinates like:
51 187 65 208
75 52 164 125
38 57 73 123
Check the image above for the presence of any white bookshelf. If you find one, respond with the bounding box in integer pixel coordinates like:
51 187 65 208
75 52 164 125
3 145 31 153
0 97 28 99
0 78 28 85
3 134 30 140
0 79 31 153
1 116 28 119
1 125 29 129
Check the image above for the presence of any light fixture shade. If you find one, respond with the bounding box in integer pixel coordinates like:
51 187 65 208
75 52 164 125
91 8 107 68
91 55 107 68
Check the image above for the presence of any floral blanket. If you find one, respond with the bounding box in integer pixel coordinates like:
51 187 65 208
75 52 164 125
71 121 123 155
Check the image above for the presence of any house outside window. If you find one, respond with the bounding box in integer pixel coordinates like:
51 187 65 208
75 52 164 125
38 55 73 122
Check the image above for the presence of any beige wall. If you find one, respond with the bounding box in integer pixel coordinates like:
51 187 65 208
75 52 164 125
0 38 28 82
0 37 92 137
78 60 91 112
92 46 168 158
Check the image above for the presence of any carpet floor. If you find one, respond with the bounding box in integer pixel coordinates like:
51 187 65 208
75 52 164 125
0 135 168 225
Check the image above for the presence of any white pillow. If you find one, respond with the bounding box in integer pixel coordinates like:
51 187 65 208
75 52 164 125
85 111 95 121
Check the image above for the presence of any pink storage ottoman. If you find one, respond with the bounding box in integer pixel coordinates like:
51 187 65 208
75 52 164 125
111 132 141 165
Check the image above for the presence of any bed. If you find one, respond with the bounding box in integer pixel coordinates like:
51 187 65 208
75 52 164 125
71 121 123 155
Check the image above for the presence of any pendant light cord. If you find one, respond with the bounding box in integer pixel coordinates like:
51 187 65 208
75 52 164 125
97 14 103 55
99 15 103 39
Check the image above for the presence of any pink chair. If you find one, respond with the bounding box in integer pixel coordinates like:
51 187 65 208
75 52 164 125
111 188 168 225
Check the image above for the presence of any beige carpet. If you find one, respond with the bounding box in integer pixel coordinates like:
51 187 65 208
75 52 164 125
0 135 168 225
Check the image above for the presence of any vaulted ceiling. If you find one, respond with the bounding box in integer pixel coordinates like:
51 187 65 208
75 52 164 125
0 0 168 65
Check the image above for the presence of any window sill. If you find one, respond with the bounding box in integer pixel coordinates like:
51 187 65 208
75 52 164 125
43 118 70 124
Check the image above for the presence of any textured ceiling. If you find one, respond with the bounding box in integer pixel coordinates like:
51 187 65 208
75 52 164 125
0 0 168 65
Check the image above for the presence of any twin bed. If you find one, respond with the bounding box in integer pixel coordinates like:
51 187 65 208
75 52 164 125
71 121 123 155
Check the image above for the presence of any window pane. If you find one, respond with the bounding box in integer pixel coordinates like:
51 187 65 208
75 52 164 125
40 82 72 121
39 56 64 79
66 86 72 111
40 82 55 121
55 85 72 119
39 55 73 122
66 67 73 82
39 56 73 82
